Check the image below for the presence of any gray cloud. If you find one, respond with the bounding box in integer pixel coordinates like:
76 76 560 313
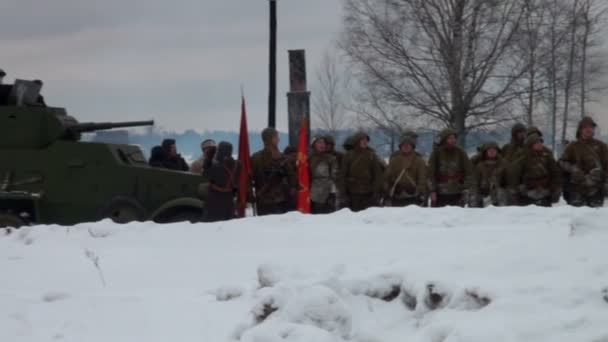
1 0 343 132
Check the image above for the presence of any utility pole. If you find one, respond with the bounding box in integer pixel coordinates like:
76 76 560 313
268 0 277 128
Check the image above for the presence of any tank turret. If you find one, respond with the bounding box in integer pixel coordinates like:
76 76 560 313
0 79 153 148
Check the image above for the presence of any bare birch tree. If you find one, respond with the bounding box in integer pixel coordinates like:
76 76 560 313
341 0 529 147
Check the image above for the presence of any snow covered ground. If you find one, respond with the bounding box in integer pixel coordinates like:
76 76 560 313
1 206 608 342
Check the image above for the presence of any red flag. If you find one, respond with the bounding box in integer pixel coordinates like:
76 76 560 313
237 95 252 217
296 119 311 214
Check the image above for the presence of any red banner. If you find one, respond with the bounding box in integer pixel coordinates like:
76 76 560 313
297 119 311 214
237 96 251 217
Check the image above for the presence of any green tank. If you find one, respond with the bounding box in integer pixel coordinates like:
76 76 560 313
0 79 206 228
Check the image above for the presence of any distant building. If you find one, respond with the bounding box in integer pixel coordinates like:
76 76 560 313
91 130 130 144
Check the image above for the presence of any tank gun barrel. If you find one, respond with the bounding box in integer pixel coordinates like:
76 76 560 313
71 120 154 134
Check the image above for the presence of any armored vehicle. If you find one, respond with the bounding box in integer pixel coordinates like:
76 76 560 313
0 79 206 228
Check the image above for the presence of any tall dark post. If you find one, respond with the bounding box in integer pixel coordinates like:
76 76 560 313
268 0 277 128
287 50 311 148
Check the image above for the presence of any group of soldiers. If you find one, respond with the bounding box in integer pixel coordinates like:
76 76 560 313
149 116 608 221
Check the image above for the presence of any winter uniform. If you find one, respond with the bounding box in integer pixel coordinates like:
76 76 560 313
250 128 297 216
204 142 241 222
190 139 217 176
470 142 505 207
148 146 166 168
309 137 339 214
508 134 562 207
338 132 384 212
324 135 344 168
558 117 608 207
384 133 428 207
428 129 473 207
160 139 189 171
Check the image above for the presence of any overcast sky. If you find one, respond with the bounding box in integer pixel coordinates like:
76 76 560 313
2 0 607 134
1 0 343 132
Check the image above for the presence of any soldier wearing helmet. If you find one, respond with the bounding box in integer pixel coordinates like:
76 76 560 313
309 136 339 213
508 134 561 207
384 131 428 207
427 128 473 207
250 128 296 215
558 117 608 207
337 131 384 211
470 141 504 207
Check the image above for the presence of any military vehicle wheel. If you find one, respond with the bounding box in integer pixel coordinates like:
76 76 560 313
98 197 146 224
0 213 25 233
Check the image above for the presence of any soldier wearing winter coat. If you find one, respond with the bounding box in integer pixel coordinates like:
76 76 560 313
470 142 505 207
309 136 339 214
160 139 189 171
508 134 562 207
384 131 428 207
501 123 527 162
324 135 344 168
190 139 217 176
204 141 240 222
338 131 384 212
558 117 608 207
250 128 297 216
428 129 473 207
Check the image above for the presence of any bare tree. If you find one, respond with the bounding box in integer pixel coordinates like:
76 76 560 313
341 0 530 147
578 0 608 118
312 50 352 136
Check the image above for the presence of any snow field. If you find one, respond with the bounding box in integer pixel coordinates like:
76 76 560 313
1 206 607 341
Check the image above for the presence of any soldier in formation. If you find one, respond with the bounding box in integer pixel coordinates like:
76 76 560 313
558 117 608 207
250 128 297 216
338 132 384 211
428 129 473 207
204 141 241 222
309 136 339 214
470 142 504 207
508 133 561 207
384 131 427 207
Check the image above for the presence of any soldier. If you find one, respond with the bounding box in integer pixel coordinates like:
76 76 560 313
160 139 189 171
508 134 561 207
190 139 216 175
204 141 241 222
558 117 608 207
502 123 527 162
309 136 339 214
470 142 504 207
148 145 166 168
384 131 428 207
338 131 384 211
324 135 344 167
428 129 473 207
250 128 296 216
